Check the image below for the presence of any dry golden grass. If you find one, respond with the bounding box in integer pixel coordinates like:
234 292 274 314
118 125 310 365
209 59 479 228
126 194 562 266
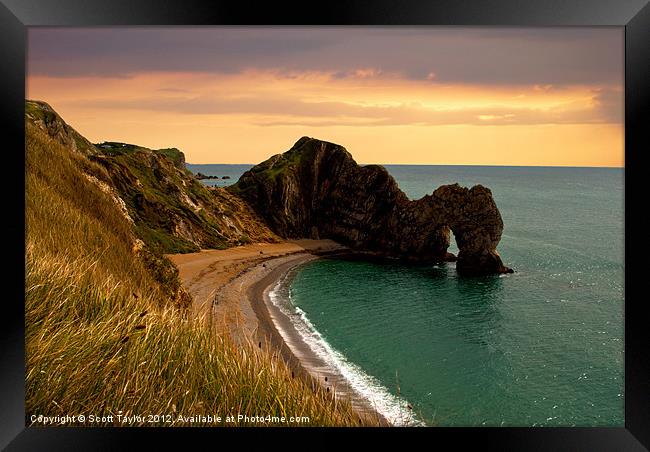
25 121 377 426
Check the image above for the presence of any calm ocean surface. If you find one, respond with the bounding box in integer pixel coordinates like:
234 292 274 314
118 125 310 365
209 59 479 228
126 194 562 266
191 163 625 426
186 164 253 187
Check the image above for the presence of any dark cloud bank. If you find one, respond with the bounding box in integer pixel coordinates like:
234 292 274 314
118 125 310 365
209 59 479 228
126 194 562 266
28 27 623 86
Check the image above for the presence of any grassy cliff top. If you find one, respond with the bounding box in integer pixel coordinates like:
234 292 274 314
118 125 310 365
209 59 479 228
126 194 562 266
232 137 354 192
26 100 99 155
95 141 186 168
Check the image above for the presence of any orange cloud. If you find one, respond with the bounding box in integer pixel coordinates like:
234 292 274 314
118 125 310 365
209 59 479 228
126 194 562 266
26 70 623 167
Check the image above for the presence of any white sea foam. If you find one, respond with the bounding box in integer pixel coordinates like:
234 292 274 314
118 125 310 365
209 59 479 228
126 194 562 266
268 272 423 426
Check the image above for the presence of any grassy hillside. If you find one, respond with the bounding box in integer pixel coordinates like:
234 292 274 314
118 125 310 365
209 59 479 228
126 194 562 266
90 141 279 254
25 105 373 426
27 100 279 255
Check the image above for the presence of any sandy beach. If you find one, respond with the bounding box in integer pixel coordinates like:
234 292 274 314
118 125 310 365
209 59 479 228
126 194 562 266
168 239 390 426
167 239 346 338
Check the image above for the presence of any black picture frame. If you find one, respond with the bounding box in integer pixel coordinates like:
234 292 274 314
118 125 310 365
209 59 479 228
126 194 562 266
2 0 648 450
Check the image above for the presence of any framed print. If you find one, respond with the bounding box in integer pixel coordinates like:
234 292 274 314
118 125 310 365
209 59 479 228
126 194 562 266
2 0 648 450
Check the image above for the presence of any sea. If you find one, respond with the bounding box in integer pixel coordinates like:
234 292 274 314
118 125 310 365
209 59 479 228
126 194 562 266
188 163 625 427
185 164 253 188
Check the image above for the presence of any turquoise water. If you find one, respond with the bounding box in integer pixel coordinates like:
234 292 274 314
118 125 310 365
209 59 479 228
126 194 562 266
287 165 624 426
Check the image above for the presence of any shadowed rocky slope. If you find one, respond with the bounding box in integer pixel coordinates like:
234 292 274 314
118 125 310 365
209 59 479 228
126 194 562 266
231 137 512 275
26 100 279 255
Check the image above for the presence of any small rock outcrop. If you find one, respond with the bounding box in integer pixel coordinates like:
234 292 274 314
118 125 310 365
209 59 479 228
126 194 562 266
195 172 219 180
231 137 512 275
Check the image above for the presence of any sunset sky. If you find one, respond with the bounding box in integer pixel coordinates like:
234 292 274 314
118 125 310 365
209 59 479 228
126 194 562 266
27 27 623 167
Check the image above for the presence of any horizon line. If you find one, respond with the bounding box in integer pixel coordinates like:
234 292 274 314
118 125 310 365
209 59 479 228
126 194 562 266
186 162 625 169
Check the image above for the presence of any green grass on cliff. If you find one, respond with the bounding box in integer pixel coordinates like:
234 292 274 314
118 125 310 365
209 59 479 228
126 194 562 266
26 120 375 426
95 142 185 167
26 100 98 155
92 147 231 253
135 224 201 254
88 138 277 254
246 137 317 182
95 141 149 156
155 147 185 166
25 100 57 123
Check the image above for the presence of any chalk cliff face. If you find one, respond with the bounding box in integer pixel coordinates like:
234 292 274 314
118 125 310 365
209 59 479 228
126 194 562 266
231 137 512 275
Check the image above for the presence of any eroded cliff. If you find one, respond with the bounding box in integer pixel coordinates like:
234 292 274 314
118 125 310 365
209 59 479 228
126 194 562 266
231 137 512 275
26 100 279 254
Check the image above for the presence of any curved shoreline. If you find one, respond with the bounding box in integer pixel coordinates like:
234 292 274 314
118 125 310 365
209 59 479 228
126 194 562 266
246 253 319 377
247 252 392 426
169 240 390 425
